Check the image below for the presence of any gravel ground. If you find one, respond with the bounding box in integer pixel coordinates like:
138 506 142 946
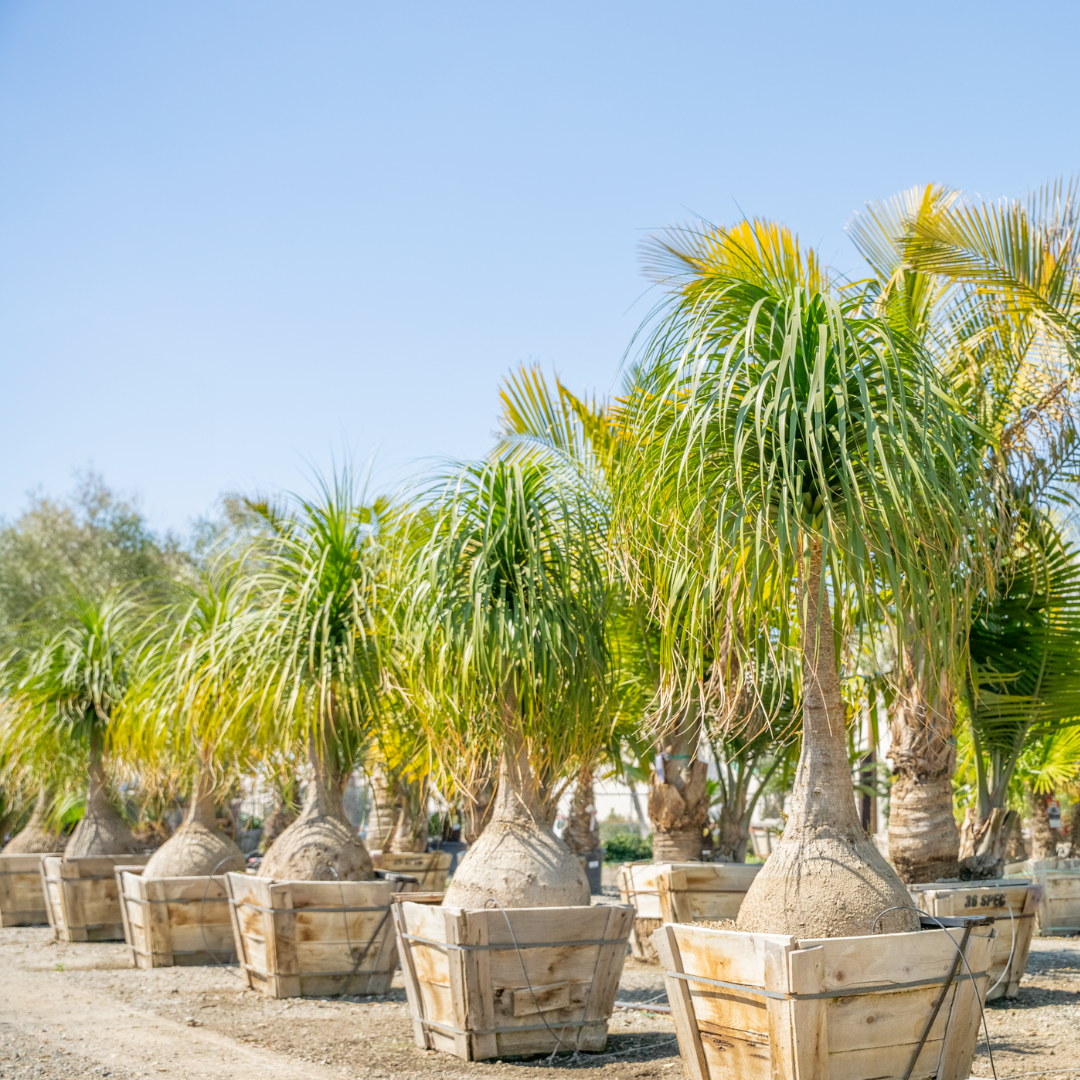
0 925 1076 1080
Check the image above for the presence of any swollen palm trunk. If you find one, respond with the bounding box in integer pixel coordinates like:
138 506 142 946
1 788 64 855
736 547 917 938
443 737 589 909
64 747 136 859
259 738 374 882
142 770 245 878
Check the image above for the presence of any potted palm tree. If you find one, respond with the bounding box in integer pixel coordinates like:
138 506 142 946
391 459 634 1060
619 219 996 1080
111 566 251 968
223 476 406 998
5 592 151 940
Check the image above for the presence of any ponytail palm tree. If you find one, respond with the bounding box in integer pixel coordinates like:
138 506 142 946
7 592 141 858
116 566 253 878
619 220 986 937
398 458 612 907
246 475 384 882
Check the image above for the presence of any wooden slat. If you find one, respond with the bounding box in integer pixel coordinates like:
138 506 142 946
787 945 827 1080
935 926 995 1080
392 901 431 1049
655 924 709 1080
798 927 970 991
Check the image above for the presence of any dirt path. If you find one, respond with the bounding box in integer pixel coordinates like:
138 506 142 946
1 928 1078 1080
0 929 676 1080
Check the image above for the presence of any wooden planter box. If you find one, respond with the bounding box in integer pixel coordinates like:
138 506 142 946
1005 858 1080 936
225 872 407 998
910 878 1041 999
0 854 50 926
655 917 996 1080
41 855 152 942
116 867 236 968
393 900 634 1060
617 862 762 962
370 850 453 892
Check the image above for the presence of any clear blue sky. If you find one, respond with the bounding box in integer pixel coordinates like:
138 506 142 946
2 1 1077 534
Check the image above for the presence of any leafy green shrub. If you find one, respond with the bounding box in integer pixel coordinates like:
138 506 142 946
603 832 653 863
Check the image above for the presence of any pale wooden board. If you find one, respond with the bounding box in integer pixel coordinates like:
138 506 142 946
828 1039 943 1080
395 900 631 1061
670 924 786 986
824 984 954 1051
797 927 972 990
228 874 398 998
371 851 452 891
0 853 50 922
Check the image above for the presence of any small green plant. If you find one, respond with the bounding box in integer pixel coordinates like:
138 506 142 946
53 963 64 972
603 832 652 863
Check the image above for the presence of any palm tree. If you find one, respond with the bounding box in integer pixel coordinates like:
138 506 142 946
114 565 253 878
243 474 385 882
396 458 612 907
6 592 142 858
618 220 986 937
496 363 724 861
849 181 1080 881
957 529 1080 875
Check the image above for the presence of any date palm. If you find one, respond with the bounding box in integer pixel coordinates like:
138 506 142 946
618 219 986 937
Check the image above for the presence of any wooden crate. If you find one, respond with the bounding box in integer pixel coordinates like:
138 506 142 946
116 867 236 968
655 917 996 1080
225 872 408 998
909 879 1041 999
617 862 762 962
41 855 152 942
370 850 453 892
0 854 50 926
394 900 634 1060
1005 857 1080 936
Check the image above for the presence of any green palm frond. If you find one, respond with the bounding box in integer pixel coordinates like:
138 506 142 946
396 458 614 790
617 218 988 700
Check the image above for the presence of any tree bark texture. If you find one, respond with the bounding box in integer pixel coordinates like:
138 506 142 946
648 702 709 862
563 767 600 855
1030 791 1062 861
443 721 589 909
886 649 960 884
958 805 1017 878
64 731 136 859
365 763 397 851
386 777 429 853
1068 800 1080 858
1005 813 1028 863
143 763 245 878
1 787 64 855
258 726 374 882
736 543 918 938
